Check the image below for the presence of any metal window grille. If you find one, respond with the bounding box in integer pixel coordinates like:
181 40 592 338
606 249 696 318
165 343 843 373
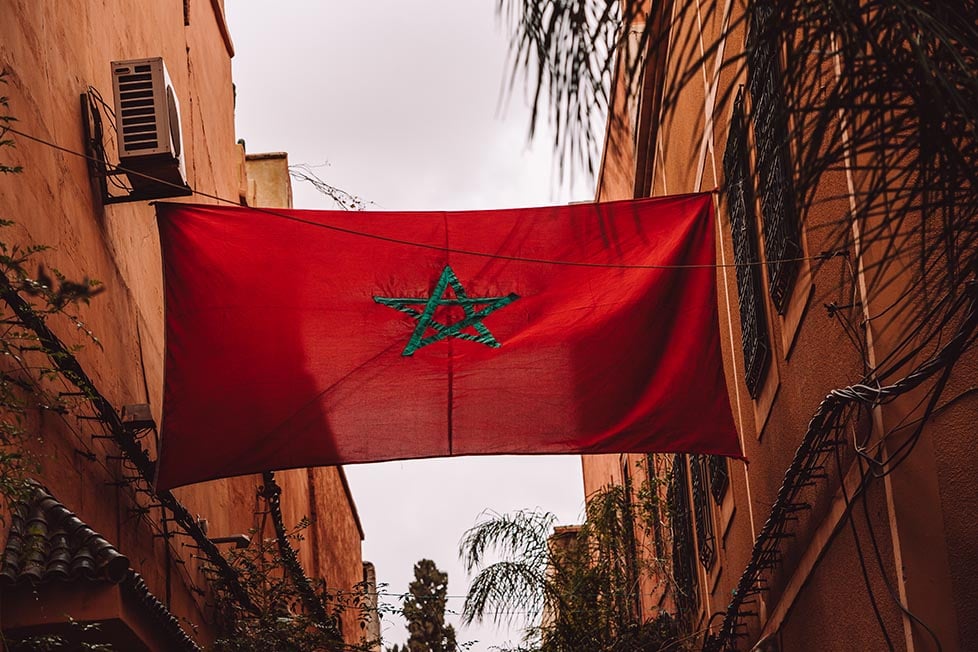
690 455 717 570
747 0 801 313
708 455 730 505
724 87 772 398
668 454 698 614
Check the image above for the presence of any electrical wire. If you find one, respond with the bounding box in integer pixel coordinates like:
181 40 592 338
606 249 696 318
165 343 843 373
83 89 131 193
856 458 944 652
867 293 978 478
86 85 117 131
7 125 843 271
833 440 897 651
714 284 977 650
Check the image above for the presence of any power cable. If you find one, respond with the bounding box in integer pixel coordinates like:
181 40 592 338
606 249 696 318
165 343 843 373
856 458 944 652
833 441 896 651
8 125 843 271
713 284 977 650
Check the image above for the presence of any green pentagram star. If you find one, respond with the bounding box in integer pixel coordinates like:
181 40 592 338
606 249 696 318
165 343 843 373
374 266 519 356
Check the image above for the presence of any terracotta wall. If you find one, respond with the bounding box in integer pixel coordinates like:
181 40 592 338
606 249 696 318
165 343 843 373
583 1 978 650
0 1 365 647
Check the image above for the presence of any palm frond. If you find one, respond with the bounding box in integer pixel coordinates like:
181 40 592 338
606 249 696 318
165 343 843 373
497 0 626 177
462 559 551 627
506 0 978 354
459 509 555 574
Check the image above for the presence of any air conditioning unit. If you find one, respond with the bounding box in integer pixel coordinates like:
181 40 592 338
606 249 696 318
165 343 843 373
111 57 188 196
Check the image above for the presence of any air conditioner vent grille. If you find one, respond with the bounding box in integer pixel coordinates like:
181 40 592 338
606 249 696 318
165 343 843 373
118 69 159 151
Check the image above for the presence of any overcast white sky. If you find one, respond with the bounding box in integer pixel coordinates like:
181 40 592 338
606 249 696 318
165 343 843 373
226 3 595 649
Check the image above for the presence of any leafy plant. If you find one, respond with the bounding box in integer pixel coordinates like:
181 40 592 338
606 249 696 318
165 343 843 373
503 0 978 326
459 484 683 652
0 71 102 521
5 619 115 651
0 69 23 176
211 516 378 651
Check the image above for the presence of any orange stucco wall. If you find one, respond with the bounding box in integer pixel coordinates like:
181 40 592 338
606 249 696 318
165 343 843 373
584 1 978 650
0 2 365 648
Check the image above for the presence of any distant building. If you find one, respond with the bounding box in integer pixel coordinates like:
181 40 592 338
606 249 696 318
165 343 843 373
0 3 370 649
583 1 978 651
361 562 382 651
540 524 583 630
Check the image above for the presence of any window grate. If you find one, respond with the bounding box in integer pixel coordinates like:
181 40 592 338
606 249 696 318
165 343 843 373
747 0 801 313
708 455 730 505
724 87 771 398
668 454 698 614
690 455 716 570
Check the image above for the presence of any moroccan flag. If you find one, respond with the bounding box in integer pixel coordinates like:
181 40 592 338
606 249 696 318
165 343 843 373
155 194 740 490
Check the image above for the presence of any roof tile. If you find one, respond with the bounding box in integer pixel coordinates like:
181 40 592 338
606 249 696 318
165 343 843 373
1 481 201 652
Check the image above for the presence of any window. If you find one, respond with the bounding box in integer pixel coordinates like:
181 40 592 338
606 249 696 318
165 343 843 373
668 454 698 613
747 0 802 313
708 455 730 505
690 456 717 570
724 87 771 398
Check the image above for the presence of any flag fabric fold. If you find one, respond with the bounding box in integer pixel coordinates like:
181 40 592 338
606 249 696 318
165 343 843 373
155 193 741 490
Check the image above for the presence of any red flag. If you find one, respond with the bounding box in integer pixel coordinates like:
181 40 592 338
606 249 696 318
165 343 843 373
155 194 740 490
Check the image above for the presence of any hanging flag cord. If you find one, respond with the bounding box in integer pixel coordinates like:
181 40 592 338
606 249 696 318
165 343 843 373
705 281 977 651
9 125 841 271
0 275 258 615
259 471 342 640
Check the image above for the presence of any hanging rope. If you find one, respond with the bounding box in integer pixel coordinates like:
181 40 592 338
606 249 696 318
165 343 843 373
9 124 844 271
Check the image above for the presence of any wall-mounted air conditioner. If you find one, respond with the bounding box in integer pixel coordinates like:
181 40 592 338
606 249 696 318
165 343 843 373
111 57 188 196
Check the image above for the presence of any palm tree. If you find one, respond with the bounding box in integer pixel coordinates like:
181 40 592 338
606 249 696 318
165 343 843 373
459 485 680 652
500 0 978 322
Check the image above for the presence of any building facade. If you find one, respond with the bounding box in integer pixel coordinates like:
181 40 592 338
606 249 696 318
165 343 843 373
0 2 369 649
583 2 978 651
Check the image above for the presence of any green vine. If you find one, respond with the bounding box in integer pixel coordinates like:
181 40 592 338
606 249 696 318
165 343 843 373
0 70 23 176
211 506 379 652
0 70 389 651
0 71 103 519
